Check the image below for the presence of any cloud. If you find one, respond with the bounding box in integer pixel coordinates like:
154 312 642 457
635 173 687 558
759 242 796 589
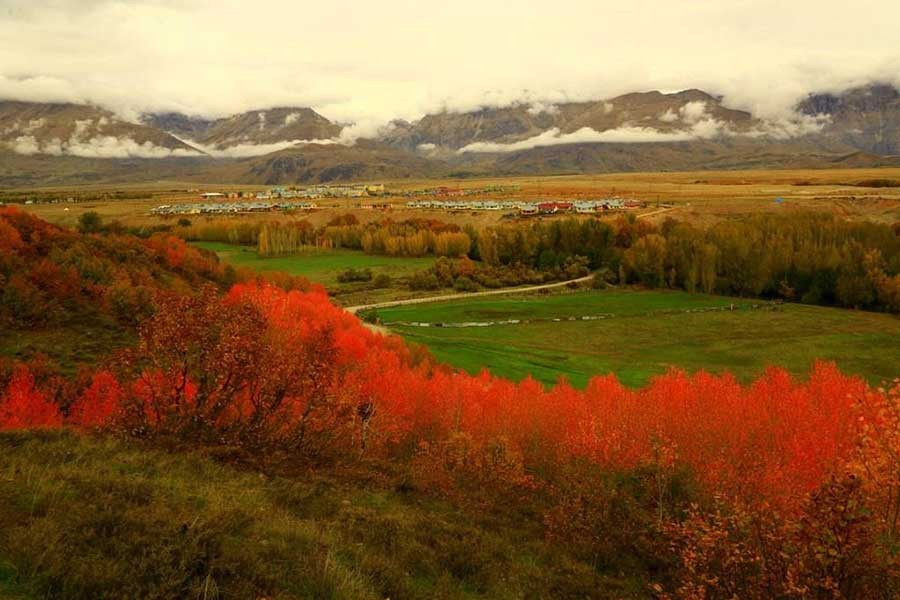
458 126 697 153
658 108 678 122
9 135 42 155
679 101 708 124
457 103 821 153
527 102 560 116
183 137 337 158
6 133 204 158
335 119 393 145
745 113 831 139
4 117 205 158
0 0 897 128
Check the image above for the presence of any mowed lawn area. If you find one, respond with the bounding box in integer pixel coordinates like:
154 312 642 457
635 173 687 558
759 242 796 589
193 242 434 289
375 289 900 388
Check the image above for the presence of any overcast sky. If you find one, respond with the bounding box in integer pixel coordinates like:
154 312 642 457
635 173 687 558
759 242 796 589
1 0 898 130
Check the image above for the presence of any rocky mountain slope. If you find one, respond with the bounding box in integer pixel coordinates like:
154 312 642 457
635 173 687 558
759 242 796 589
798 84 900 155
1 84 899 185
143 107 342 152
381 89 758 153
0 101 199 158
201 139 443 185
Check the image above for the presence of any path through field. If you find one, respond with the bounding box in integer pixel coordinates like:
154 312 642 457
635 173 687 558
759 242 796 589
345 275 594 314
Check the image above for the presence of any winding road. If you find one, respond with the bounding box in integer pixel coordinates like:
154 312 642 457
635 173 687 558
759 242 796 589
345 275 594 314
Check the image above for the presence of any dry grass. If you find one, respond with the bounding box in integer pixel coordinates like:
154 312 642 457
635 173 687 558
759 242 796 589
0 431 637 598
11 167 900 230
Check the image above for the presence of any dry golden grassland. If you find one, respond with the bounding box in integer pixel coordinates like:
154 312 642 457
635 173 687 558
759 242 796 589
11 167 900 230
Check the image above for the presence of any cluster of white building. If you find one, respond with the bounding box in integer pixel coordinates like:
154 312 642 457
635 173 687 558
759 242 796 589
400 185 519 198
151 200 317 216
198 184 386 202
405 198 638 215
296 184 385 199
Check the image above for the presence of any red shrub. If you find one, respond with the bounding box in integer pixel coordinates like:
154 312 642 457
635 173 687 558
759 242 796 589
68 370 123 428
0 364 62 430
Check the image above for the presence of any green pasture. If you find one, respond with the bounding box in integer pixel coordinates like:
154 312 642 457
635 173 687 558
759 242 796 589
376 289 900 388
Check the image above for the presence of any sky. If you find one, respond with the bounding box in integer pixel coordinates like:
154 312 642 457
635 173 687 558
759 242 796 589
1 0 899 133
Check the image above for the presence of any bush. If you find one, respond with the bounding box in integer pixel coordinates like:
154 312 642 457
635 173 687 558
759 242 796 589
409 272 441 291
454 277 478 292
77 211 103 233
372 273 392 288
337 268 373 283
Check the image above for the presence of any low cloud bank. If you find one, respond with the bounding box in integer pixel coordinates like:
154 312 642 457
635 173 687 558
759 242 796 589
7 134 204 158
3 116 205 158
185 138 338 158
459 101 830 153
459 126 696 153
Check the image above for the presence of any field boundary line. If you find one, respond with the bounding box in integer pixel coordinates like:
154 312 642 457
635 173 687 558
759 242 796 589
345 275 594 314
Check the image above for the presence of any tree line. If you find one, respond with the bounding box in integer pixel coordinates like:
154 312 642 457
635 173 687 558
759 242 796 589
470 213 900 312
175 210 900 311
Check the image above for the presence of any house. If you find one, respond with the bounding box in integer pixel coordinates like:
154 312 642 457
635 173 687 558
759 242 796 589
200 192 226 199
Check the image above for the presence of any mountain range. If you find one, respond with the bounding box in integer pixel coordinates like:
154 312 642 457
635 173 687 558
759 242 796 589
1 84 899 186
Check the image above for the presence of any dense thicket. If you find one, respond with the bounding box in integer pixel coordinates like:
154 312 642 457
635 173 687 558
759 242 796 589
178 210 900 310
179 215 472 258
2 279 899 595
0 208 316 329
473 213 900 312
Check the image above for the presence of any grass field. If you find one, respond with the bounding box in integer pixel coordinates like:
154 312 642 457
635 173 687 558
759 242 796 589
375 289 900 388
194 242 433 291
0 315 135 376
0 431 633 598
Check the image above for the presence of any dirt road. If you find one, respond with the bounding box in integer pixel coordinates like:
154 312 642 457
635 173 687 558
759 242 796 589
636 206 678 219
345 275 594 314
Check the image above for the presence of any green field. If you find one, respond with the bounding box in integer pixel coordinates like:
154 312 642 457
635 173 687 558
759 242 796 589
193 242 434 290
375 289 900 388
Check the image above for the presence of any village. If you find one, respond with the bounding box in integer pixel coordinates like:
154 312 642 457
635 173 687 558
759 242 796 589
151 195 644 217
148 179 646 216
404 197 642 214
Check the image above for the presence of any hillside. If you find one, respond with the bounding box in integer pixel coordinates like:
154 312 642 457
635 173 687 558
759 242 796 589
0 101 199 158
2 84 900 185
201 139 445 184
0 431 629 599
476 139 900 176
381 89 760 153
0 150 217 188
798 84 900 155
0 207 313 370
144 107 342 152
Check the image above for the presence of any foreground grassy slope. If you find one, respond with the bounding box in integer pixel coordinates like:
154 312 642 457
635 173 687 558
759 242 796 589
0 432 637 600
0 315 135 376
378 289 900 388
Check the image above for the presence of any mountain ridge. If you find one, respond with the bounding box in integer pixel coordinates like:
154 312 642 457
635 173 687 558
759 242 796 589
1 83 899 185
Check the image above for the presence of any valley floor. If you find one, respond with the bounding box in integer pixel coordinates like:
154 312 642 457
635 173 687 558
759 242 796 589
374 289 900 387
